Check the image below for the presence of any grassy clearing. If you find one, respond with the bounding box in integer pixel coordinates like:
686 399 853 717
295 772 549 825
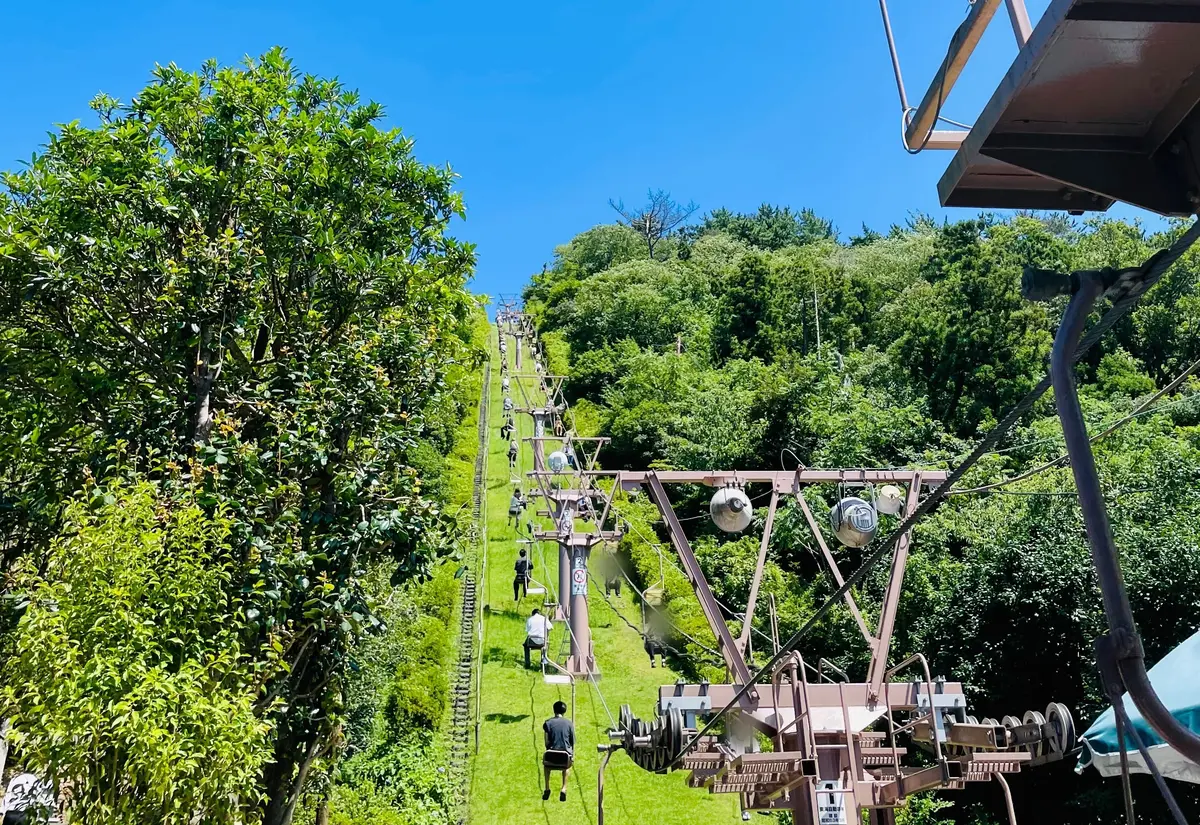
467 328 742 825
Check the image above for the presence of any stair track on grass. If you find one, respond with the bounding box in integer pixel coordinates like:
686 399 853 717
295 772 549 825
451 361 489 823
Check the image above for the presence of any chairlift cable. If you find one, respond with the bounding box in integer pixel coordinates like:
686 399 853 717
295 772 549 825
608 499 777 647
951 355 1200 495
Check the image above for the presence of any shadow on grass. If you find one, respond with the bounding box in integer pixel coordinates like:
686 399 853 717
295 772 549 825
485 712 530 724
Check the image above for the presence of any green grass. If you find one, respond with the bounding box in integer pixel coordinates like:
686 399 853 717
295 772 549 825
468 327 742 825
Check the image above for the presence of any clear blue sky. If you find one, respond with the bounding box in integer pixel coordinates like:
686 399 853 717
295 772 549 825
1 0 1155 300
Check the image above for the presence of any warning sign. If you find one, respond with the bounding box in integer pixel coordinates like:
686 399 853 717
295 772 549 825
816 780 846 824
571 566 587 595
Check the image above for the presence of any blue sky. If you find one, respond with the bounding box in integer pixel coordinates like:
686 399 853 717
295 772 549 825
1 0 1155 300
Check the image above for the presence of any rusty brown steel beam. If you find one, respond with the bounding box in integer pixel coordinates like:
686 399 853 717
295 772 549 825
594 469 947 486
904 0 1002 150
738 490 779 655
867 475 921 699
644 474 756 688
795 494 875 646
878 760 964 805
661 681 965 712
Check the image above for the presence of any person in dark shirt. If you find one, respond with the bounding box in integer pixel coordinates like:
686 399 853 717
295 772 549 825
541 700 575 801
513 548 534 601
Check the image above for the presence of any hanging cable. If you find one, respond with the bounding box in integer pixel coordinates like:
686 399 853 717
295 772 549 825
667 221 1200 765
608 499 778 648
952 355 1200 495
587 569 727 671
1112 701 1189 825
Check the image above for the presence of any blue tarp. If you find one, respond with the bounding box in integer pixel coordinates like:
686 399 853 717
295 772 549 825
1077 626 1200 783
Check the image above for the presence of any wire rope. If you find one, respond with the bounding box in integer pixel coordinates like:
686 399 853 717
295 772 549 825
951 355 1200 495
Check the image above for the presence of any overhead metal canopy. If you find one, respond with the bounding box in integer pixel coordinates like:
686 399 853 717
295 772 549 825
937 0 1200 214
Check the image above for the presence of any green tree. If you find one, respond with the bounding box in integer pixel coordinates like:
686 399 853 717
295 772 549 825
880 220 1054 434
0 49 477 824
701 204 835 250
712 252 772 362
2 478 273 824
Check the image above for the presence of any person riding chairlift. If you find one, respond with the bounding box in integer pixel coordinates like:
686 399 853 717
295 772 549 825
524 607 552 668
513 547 534 601
542 700 575 802
508 488 528 526
508 439 519 469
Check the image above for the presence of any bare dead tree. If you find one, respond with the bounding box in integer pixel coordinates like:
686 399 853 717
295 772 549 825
609 189 698 259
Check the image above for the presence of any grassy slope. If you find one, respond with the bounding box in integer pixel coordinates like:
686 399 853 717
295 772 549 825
468 327 741 825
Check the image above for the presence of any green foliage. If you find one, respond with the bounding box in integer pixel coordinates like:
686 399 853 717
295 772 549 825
0 48 478 824
700 204 835 251
894 795 955 825
1092 348 1157 398
330 735 453 825
1 479 273 824
712 252 772 362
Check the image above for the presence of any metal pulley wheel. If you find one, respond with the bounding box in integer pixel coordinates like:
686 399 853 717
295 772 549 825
1023 709 1047 758
710 487 753 533
964 716 979 753
830 497 878 547
1045 702 1075 755
617 704 684 774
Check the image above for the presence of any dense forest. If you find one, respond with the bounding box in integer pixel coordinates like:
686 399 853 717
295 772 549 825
523 200 1200 823
0 52 485 825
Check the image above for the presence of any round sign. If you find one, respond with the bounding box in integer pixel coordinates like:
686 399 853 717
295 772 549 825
573 569 587 585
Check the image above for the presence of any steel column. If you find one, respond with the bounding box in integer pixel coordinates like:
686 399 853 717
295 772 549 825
567 544 597 674
867 475 921 699
1051 275 1200 764
795 494 874 646
645 474 755 687
738 490 779 654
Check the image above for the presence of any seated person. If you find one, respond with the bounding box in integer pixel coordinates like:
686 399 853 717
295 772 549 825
542 700 575 802
508 489 527 526
524 608 552 668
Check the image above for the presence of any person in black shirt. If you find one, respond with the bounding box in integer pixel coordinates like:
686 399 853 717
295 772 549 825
513 548 533 602
542 700 575 801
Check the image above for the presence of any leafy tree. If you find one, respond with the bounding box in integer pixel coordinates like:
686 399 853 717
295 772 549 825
702 204 835 250
0 49 476 824
2 478 273 824
557 259 712 353
711 252 772 362
551 223 647 277
880 220 1053 434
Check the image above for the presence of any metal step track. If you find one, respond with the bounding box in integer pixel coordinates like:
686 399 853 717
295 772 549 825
451 359 489 824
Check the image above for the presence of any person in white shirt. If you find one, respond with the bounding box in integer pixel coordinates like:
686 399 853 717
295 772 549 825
524 608 553 668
